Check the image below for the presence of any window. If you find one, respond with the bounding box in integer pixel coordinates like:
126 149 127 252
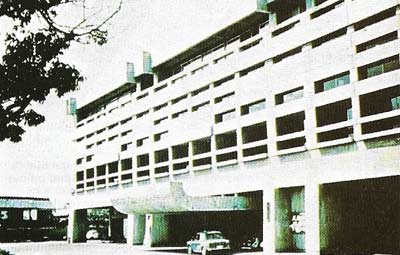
76 171 84 181
172 143 189 159
154 103 168 112
214 52 233 64
121 130 132 137
356 31 398 53
239 62 265 76
273 47 302 63
136 93 148 100
137 110 149 119
86 133 94 139
275 1 306 24
154 131 168 141
96 128 106 134
96 165 106 176
121 142 132 151
76 158 83 165
241 100 266 115
86 168 94 179
358 55 400 80
215 110 236 123
172 95 188 105
96 140 105 146
354 7 396 31
191 85 209 96
86 155 93 162
108 122 118 130
315 72 350 93
215 92 234 104
391 96 400 110
154 84 167 92
311 0 344 19
108 135 118 141
276 112 305 136
155 166 169 174
137 137 149 147
239 39 262 52
120 117 132 125
316 99 352 127
242 122 267 143
192 101 210 112
155 149 169 163
172 110 188 119
137 154 149 167
86 143 94 149
154 117 168 125
216 152 237 162
23 210 30 221
192 138 211 155
216 131 237 149
272 21 300 37
214 75 234 88
311 28 347 48
108 161 118 174
121 158 132 171
192 64 208 75
276 87 303 105
0 211 8 220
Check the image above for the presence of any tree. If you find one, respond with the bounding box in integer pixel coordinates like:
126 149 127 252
0 0 122 142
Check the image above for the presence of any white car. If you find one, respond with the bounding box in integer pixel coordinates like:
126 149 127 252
187 231 230 255
86 229 100 240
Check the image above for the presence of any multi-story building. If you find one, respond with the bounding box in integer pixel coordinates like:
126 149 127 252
68 0 400 254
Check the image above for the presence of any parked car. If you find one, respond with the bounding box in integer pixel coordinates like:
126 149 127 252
187 231 230 255
86 229 100 240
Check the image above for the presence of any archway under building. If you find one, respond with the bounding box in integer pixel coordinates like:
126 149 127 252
320 175 400 254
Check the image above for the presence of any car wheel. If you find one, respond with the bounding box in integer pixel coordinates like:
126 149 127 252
201 247 207 255
188 246 193 254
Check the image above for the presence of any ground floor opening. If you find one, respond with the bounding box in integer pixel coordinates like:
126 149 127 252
320 175 400 254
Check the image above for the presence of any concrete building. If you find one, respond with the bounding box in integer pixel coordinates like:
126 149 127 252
69 0 400 254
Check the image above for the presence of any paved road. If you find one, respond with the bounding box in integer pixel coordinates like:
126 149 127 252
0 241 263 255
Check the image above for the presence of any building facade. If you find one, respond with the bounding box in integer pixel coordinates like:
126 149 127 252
69 0 400 254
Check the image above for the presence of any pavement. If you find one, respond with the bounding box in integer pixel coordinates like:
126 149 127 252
0 241 264 255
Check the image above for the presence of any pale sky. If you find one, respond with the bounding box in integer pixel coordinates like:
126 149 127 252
0 0 256 205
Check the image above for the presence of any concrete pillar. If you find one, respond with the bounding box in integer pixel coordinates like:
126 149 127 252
263 186 276 255
67 209 87 243
109 212 125 242
126 214 145 246
305 182 320 255
143 214 170 247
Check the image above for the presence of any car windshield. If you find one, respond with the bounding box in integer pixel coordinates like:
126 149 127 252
206 232 224 239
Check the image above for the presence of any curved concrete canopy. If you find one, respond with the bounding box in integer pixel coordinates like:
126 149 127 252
111 182 255 214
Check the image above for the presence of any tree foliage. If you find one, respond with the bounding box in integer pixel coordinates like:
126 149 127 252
0 0 121 142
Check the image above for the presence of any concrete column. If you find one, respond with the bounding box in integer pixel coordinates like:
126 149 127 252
263 186 276 255
126 214 145 246
143 214 170 247
265 59 278 158
109 210 125 242
67 209 87 243
305 182 320 255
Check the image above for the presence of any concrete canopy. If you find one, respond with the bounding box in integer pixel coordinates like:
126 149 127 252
111 182 255 214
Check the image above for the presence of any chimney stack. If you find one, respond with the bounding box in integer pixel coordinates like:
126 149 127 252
143 51 152 74
126 62 135 83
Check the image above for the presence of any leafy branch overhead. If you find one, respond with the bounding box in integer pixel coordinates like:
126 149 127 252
0 0 122 142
